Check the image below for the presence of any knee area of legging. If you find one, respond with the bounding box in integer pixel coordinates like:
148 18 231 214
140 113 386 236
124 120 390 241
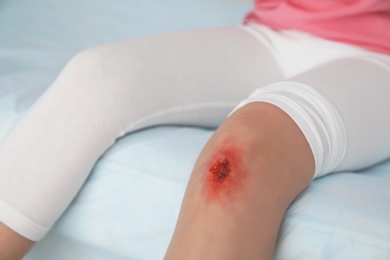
63 48 105 76
59 48 123 83
55 44 148 94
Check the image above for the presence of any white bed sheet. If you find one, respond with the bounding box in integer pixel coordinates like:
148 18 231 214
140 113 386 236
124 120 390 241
0 0 389 259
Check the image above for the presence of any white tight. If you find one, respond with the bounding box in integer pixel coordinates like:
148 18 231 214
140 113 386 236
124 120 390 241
0 26 389 241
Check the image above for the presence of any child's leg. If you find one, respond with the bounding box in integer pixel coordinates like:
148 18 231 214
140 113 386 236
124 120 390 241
290 57 390 175
0 223 34 260
0 26 284 257
165 102 315 260
164 57 390 259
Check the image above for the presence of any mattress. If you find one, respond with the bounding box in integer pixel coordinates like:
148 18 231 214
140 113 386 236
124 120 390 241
0 0 389 259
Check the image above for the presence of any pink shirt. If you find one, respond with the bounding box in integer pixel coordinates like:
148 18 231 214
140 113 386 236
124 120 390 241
245 0 390 55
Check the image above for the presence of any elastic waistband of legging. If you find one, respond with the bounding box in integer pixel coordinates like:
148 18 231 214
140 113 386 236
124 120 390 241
238 23 390 78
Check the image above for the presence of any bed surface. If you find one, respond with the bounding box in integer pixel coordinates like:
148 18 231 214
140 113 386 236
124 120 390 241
1 0 389 259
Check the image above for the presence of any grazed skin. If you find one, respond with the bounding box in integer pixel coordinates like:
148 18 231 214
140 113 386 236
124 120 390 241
210 159 230 183
202 139 247 203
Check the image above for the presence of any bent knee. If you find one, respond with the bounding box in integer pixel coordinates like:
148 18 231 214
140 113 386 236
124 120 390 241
53 40 151 95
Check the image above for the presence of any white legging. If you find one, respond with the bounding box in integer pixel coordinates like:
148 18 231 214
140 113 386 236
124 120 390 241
0 25 390 241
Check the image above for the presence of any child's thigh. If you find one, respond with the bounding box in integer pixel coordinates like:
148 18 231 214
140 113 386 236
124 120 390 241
291 57 390 174
53 26 284 131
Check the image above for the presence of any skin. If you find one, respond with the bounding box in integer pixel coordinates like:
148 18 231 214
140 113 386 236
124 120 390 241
0 102 314 259
0 222 34 260
202 137 247 204
164 102 315 259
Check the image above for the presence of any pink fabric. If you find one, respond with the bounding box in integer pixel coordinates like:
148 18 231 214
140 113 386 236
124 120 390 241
245 0 390 55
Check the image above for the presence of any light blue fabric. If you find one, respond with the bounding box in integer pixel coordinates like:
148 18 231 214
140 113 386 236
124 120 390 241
1 0 389 259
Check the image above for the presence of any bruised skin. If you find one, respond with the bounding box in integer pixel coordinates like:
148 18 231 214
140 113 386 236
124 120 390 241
202 138 247 204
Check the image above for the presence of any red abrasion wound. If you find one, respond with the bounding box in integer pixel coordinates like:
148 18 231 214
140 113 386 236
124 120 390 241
203 139 245 203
